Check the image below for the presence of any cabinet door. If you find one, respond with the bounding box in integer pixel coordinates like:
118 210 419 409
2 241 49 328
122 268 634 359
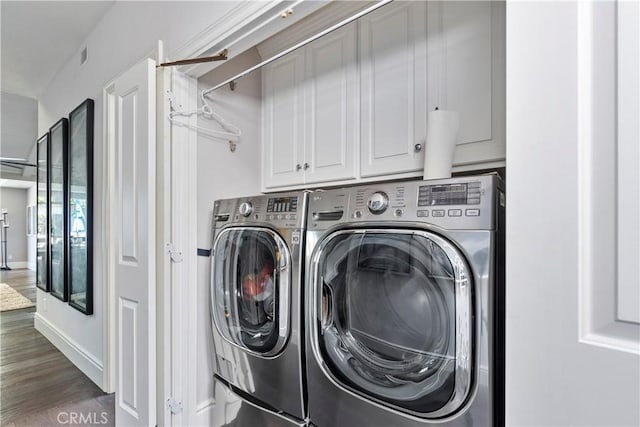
427 1 505 167
360 1 428 178
263 51 305 188
304 23 358 185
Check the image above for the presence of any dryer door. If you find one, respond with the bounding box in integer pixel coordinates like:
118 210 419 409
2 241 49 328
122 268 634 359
311 229 473 418
212 227 291 357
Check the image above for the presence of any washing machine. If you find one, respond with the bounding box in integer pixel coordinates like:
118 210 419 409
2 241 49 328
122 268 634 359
304 175 505 426
210 191 308 425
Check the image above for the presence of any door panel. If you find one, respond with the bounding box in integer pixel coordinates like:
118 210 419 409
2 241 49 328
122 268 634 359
432 2 492 145
616 1 640 324
263 53 305 188
119 298 138 414
109 58 156 426
119 90 139 263
360 1 428 177
305 23 357 184
427 1 506 167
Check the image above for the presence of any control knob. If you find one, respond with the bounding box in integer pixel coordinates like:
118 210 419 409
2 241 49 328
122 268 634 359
367 191 389 214
239 202 253 217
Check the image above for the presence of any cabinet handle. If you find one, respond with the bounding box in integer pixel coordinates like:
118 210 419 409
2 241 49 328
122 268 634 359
414 143 423 153
296 164 302 171
303 162 309 170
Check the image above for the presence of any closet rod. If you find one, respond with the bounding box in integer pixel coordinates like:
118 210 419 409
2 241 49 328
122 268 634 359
158 49 228 68
202 0 393 96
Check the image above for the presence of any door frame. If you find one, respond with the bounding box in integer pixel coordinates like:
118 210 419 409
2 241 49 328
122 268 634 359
96 0 310 419
101 80 115 394
160 2 333 425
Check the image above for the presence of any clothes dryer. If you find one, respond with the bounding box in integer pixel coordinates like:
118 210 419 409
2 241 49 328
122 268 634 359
305 175 505 426
210 192 308 424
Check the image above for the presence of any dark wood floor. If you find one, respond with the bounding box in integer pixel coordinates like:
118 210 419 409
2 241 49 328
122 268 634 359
1 269 115 426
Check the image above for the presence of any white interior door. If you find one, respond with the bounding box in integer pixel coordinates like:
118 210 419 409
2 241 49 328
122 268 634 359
107 58 157 426
506 2 640 426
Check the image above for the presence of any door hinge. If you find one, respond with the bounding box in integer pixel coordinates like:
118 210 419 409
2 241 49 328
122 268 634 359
167 397 183 415
166 90 178 112
166 243 183 263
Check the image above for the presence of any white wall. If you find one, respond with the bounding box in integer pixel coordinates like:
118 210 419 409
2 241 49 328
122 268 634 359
506 2 640 426
0 91 38 162
0 187 28 267
194 47 262 425
35 1 241 389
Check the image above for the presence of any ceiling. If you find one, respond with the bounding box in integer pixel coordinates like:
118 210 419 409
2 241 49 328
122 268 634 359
1 1 114 177
1 1 115 99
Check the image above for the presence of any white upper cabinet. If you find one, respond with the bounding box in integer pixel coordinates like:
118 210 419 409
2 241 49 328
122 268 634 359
263 24 358 189
360 1 428 178
262 1 505 190
263 50 306 188
427 1 505 167
304 25 358 185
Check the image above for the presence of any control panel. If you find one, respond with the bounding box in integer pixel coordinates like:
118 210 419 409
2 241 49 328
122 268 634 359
213 192 307 229
307 175 502 231
418 182 481 206
267 197 298 213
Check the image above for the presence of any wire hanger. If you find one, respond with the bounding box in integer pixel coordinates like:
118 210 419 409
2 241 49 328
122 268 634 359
168 90 242 152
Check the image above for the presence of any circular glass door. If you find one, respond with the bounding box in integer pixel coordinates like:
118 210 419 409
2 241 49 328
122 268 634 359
212 227 290 357
311 229 473 418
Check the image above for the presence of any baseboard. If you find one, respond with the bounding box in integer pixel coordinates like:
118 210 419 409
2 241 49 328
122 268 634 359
6 261 29 269
34 313 105 390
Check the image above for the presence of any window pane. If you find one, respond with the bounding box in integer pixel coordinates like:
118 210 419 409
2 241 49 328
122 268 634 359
69 105 89 310
49 122 66 300
36 136 48 291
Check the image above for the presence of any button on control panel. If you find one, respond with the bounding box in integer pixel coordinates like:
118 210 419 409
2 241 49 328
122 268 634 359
432 209 445 218
448 209 462 217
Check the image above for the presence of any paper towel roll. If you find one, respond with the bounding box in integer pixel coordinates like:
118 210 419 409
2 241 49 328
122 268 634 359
423 110 459 180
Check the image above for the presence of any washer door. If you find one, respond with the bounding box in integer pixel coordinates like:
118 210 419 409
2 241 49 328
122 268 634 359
311 229 473 418
212 227 291 357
